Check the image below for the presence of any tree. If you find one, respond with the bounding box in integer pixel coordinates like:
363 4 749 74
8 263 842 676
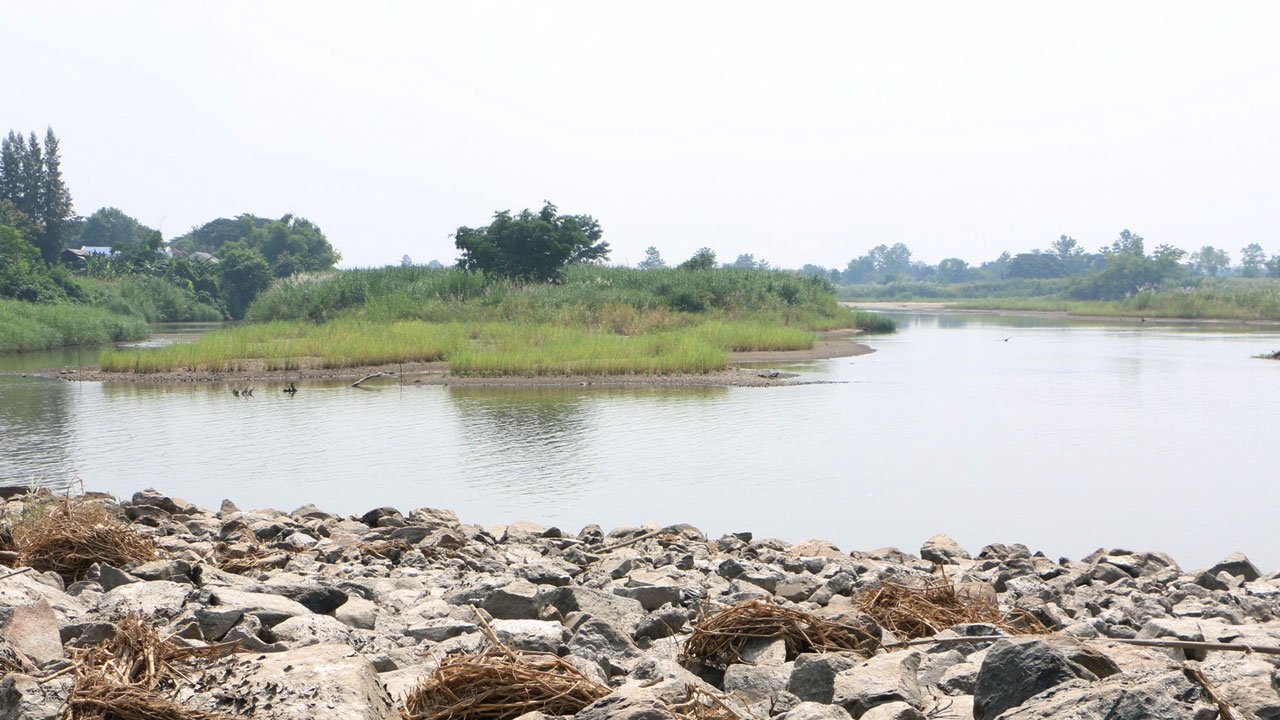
1051 235 1087 275
1189 245 1230 277
171 213 340 277
401 254 413 267
217 242 273 319
1008 251 1065 279
731 253 769 269
678 247 717 271
454 202 608 282
936 257 970 283
78 207 155 249
868 243 912 278
0 128 74 264
637 246 666 269
1240 243 1265 278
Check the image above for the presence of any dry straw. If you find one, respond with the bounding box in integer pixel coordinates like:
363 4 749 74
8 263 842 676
402 647 611 720
62 613 237 720
855 578 1046 640
10 494 157 584
681 599 878 669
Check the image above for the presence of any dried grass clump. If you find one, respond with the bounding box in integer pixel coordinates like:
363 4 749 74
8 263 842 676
65 671 231 720
402 647 611 720
682 599 878 669
63 612 237 720
11 495 157 583
856 579 1046 640
670 685 755 720
212 540 292 574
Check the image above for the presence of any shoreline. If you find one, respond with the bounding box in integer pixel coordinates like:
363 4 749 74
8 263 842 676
847 300 1280 326
16 333 875 388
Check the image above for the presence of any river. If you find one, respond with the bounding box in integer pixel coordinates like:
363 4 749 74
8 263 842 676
1 312 1277 571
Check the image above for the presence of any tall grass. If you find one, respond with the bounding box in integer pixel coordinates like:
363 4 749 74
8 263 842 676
951 278 1280 321
0 299 149 354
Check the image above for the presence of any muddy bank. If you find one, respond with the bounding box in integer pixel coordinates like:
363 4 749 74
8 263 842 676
19 336 874 388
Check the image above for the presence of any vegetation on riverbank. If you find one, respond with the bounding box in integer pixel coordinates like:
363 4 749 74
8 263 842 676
0 298 148 354
99 265 889 376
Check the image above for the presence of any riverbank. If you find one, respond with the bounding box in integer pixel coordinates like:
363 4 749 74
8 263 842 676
847 300 1280 326
2 488 1278 719
19 335 874 387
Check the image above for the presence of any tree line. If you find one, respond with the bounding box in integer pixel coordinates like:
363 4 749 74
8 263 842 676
0 127 341 318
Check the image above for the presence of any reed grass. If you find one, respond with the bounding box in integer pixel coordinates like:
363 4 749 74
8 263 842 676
0 299 149 354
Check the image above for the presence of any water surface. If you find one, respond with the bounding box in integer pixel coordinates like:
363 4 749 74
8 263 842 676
1 312 1277 571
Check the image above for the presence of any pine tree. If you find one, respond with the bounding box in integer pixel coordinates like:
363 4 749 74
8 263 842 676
37 128 73 263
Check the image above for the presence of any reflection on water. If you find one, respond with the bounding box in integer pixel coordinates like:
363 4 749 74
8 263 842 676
2 312 1279 570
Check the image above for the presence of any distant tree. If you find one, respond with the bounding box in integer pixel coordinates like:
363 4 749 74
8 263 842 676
1008 251 1065 279
679 247 717 271
172 213 340 278
401 254 413 267
0 128 74 264
799 264 829 277
936 257 970 283
1070 231 1185 300
427 259 444 269
1107 229 1145 258
842 255 876 284
217 242 273 319
637 246 666 269
1051 235 1087 275
454 202 608 282
868 243 912 278
1240 243 1265 278
731 253 769 269
78 207 155 249
1188 245 1230 277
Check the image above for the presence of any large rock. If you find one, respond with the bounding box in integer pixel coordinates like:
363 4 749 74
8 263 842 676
269 614 355 648
573 687 674 720
0 601 63 665
996 671 1212 719
973 638 1116 720
0 673 71 720
538 586 645 631
920 534 971 565
788 653 862 704
185 644 397 719
96 580 191 618
723 662 793 705
196 587 312 627
776 701 853 720
1207 552 1263 582
490 619 569 653
831 650 923 718
481 578 544 619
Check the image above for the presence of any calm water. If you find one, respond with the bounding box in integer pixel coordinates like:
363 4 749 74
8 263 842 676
2 312 1278 571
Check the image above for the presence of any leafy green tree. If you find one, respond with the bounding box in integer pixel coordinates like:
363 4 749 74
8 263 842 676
0 128 74 264
1240 243 1265 278
679 247 717 271
401 254 413 267
1070 231 1185 300
172 213 340 278
217 242 273 318
78 207 155 249
731 253 769 269
868 243 912 278
1266 255 1280 278
1189 245 1230 277
638 246 666 269
842 255 876 283
454 202 608 282
936 257 970 283
1008 251 1065 279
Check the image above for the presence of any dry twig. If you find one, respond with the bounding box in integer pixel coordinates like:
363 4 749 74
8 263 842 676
682 599 878 669
402 646 611 720
11 495 157 584
856 579 1046 640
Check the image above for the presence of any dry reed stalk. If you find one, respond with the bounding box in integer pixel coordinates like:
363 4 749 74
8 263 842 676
78 613 233 689
681 599 877 669
211 540 292 574
12 496 157 584
855 578 1046 640
670 685 757 720
64 670 232 720
402 647 611 720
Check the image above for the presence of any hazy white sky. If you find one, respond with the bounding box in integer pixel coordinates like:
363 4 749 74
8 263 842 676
8 2 1280 269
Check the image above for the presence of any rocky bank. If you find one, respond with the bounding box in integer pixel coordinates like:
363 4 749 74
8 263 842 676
3 489 1280 719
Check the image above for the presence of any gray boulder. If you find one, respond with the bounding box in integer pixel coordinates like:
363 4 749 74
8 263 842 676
973 638 1117 720
920 534 971 565
996 671 1210 719
491 619 569 653
0 673 71 720
270 614 355 648
186 644 397 719
1208 552 1263 582
573 687 673 720
858 702 925 720
776 701 853 720
831 650 923 718
724 662 793 705
96 580 190 618
788 653 862 704
0 600 63 665
196 587 312 627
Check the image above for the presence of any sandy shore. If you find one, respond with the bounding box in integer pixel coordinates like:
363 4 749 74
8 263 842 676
20 333 874 388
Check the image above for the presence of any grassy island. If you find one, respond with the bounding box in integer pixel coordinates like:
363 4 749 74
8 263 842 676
97 265 894 377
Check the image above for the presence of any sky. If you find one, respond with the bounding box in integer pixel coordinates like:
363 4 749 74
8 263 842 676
7 2 1280 270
